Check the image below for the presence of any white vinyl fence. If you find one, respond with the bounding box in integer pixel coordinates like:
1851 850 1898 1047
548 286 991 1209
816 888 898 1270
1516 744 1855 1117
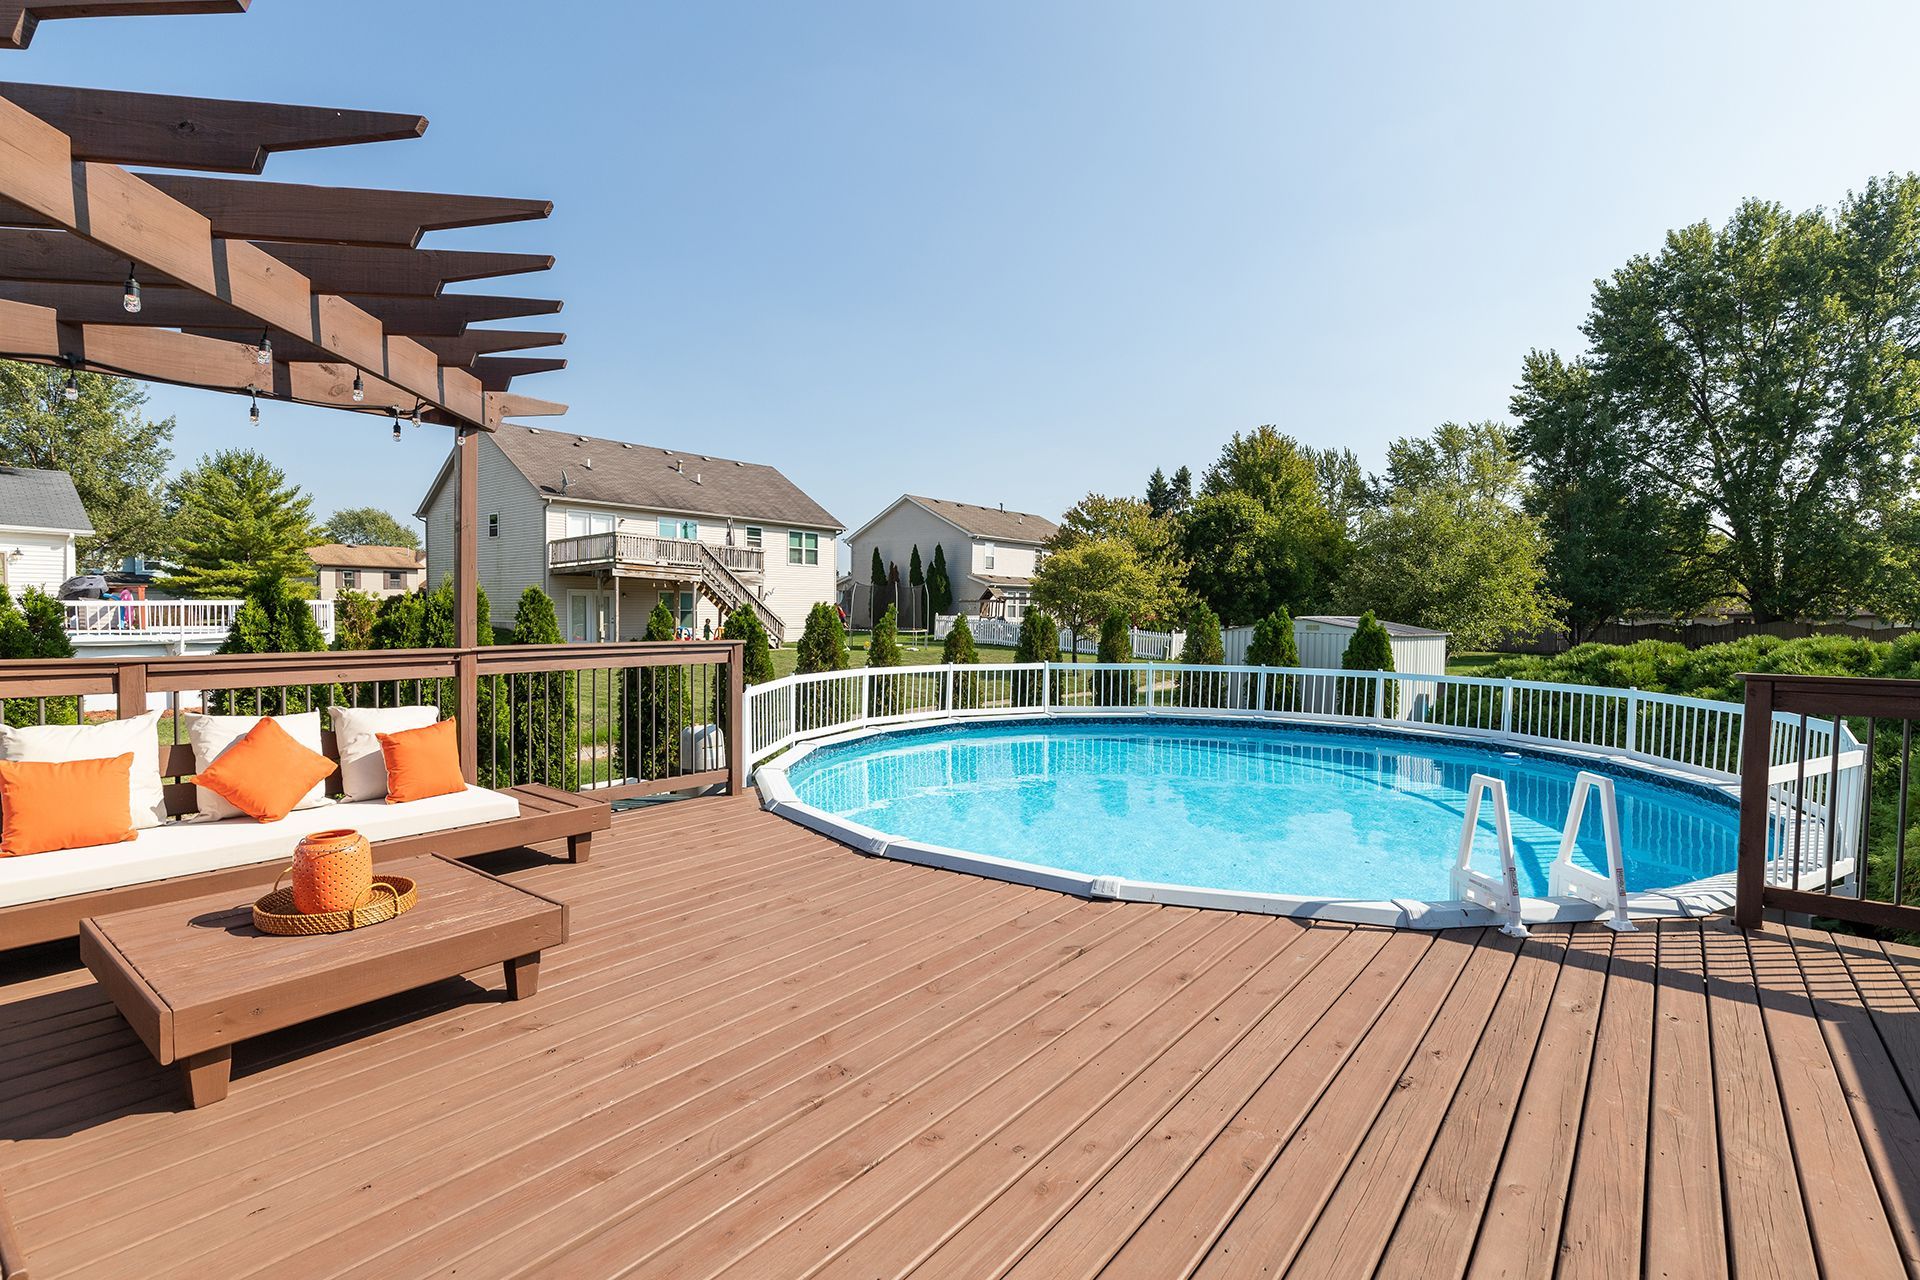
743 661 1867 884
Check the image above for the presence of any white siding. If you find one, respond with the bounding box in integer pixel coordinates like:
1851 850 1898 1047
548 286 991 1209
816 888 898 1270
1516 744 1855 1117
1292 618 1448 676
845 501 970 628
0 529 73 597
422 435 548 630
968 538 1041 581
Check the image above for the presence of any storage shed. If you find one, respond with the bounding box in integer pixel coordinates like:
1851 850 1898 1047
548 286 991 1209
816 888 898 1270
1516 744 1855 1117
1292 615 1448 674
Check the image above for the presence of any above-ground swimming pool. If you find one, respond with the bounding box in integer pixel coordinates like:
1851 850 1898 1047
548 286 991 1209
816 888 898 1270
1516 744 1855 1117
776 718 1738 906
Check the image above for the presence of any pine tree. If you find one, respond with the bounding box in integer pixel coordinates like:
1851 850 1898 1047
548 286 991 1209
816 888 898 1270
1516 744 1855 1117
164 449 319 597
1013 607 1061 705
796 601 850 675
1145 467 1175 518
928 545 953 616
907 545 926 631
868 547 887 627
867 604 903 668
508 586 577 788
625 601 690 779
0 587 78 724
213 573 330 713
1341 611 1398 716
1178 601 1226 707
942 614 978 664
719 606 775 684
909 545 924 588
1170 465 1194 511
331 588 380 651
1097 612 1134 706
1245 606 1300 710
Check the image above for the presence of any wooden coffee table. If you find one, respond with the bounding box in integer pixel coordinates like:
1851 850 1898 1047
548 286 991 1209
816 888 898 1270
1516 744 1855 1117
78 853 568 1107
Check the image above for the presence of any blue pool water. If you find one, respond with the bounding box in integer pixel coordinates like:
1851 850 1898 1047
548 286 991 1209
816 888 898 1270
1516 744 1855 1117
782 720 1739 901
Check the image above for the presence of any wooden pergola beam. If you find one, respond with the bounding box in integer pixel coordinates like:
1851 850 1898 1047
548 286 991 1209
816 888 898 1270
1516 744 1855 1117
0 94 493 425
414 329 566 365
0 229 555 296
0 0 247 49
0 173 552 248
0 83 426 173
0 281 563 337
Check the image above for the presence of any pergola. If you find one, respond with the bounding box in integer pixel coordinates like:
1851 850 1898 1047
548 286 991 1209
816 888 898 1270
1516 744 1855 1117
0 0 570 776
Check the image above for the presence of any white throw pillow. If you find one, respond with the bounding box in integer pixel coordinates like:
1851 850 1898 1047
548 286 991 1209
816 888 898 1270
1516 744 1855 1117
330 705 442 801
187 711 333 821
0 711 167 829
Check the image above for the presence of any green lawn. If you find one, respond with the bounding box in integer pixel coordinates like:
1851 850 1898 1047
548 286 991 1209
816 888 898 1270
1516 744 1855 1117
1445 651 1507 676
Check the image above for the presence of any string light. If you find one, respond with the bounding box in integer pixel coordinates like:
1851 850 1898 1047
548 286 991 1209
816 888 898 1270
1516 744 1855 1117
254 328 272 367
122 263 141 314
390 407 403 443
248 389 260 426
351 371 365 403
62 366 79 402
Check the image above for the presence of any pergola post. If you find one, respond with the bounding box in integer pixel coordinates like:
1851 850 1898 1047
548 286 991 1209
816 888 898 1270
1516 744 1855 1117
455 426 480 781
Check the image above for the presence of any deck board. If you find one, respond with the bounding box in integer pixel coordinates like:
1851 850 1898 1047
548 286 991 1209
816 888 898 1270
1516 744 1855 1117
1 792 1917 1279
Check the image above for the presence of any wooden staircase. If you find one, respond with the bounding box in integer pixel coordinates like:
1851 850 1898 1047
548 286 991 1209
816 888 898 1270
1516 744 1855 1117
696 542 786 644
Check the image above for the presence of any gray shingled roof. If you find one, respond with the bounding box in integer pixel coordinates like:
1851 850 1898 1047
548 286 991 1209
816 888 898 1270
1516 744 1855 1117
906 495 1058 544
0 466 93 534
488 426 840 530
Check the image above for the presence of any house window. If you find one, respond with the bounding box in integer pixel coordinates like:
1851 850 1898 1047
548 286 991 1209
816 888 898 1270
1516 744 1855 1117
662 590 695 630
488 514 499 539
565 510 614 538
386 571 405 590
745 526 763 549
787 531 819 565
983 542 996 570
658 518 698 540
341 569 358 589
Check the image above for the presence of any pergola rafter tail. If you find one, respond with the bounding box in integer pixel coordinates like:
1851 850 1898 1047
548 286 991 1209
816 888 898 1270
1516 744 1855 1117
0 82 426 173
0 0 248 50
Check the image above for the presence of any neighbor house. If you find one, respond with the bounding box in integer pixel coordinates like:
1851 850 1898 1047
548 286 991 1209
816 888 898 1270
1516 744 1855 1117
0 465 92 597
306 543 427 600
845 495 1058 628
417 425 840 644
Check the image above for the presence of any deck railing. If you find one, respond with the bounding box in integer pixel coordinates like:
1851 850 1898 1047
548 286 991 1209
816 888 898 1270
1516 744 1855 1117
62 598 336 643
1737 673 1916 931
548 532 764 576
0 641 747 801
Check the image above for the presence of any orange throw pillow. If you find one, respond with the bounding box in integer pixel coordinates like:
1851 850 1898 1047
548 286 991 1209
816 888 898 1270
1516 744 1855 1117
195 717 337 823
0 754 137 856
377 717 465 804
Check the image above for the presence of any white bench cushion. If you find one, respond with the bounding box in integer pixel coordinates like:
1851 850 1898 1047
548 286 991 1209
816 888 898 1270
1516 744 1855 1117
0 785 520 909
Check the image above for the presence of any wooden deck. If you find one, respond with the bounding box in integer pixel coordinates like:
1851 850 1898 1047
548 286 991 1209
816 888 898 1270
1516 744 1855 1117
2 793 1918 1279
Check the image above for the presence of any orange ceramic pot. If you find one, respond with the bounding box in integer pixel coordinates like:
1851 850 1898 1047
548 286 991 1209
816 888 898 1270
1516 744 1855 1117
292 828 372 915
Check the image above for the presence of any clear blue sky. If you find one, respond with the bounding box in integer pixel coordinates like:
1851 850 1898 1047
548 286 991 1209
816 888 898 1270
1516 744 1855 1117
16 1 1920 551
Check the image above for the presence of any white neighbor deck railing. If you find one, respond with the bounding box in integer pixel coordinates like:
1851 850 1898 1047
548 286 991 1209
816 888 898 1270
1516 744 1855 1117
744 662 1867 889
64 598 336 644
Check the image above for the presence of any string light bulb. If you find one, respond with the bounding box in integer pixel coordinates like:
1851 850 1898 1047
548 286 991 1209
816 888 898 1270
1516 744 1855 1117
62 367 79 402
248 389 260 426
122 263 141 314
254 328 272 367
351 371 365 403
390 408 403 443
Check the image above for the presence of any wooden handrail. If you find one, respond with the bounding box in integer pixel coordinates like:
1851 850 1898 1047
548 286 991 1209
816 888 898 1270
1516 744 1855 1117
1737 672 1916 932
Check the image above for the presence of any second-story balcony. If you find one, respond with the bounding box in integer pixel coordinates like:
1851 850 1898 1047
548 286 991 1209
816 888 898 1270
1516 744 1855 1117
547 531 765 579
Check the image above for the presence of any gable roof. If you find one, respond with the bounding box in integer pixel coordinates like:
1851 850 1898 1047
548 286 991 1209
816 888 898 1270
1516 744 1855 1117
0 466 93 534
457 424 841 531
306 543 426 571
853 495 1058 545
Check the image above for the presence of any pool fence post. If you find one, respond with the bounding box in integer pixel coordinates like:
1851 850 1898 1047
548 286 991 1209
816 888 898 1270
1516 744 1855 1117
1042 664 1052 712
1500 678 1516 740
1374 674 1387 720
944 665 954 714
1145 663 1157 713
1624 687 1640 756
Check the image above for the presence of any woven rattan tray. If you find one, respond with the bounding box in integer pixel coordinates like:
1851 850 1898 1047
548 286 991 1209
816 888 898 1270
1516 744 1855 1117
253 874 418 936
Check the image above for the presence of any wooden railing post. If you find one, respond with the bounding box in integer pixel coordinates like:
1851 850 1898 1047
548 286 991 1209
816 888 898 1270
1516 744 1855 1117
454 426 480 781
727 642 747 795
1735 676 1776 929
113 659 147 720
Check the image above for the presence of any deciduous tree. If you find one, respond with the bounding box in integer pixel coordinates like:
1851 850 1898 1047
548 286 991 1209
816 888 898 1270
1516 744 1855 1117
322 507 421 549
1032 538 1172 660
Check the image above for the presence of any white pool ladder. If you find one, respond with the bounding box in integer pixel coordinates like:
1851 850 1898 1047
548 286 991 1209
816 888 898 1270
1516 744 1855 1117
1547 770 1636 932
1451 774 1530 938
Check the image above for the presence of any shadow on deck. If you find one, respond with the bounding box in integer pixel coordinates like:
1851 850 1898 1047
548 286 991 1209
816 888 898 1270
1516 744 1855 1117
3 792 1918 1278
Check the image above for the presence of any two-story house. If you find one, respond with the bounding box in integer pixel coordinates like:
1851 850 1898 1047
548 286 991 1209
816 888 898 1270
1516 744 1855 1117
845 495 1058 628
0 466 93 597
306 544 428 600
416 425 841 644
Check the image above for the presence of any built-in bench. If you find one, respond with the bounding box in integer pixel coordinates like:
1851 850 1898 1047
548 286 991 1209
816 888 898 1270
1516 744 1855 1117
1 738 609 949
